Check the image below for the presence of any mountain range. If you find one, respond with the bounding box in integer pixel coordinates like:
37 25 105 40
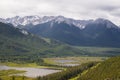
0 17 120 80
0 16 93 29
0 22 87 58
0 16 120 47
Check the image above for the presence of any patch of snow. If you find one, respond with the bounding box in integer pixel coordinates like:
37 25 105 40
0 16 118 29
21 30 29 35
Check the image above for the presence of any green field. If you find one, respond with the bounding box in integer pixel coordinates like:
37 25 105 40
75 46 120 56
43 56 107 65
0 69 31 80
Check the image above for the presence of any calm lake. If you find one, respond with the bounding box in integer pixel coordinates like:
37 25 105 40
55 60 76 63
0 65 60 77
55 59 79 66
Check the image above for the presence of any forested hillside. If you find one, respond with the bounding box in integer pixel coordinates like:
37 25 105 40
78 56 120 80
36 62 97 80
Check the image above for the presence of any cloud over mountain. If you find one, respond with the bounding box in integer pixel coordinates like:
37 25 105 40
0 0 120 25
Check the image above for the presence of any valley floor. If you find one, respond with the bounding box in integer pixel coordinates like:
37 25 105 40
0 57 107 80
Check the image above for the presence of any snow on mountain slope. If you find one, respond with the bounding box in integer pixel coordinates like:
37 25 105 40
0 15 118 29
0 16 94 29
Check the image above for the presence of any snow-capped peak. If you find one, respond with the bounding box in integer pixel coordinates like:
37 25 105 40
0 16 118 29
0 15 91 29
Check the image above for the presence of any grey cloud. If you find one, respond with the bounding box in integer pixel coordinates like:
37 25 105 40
110 9 120 17
0 0 120 25
96 5 120 12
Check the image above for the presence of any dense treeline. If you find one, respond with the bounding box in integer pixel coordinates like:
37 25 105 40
78 56 120 80
36 62 97 80
0 55 44 65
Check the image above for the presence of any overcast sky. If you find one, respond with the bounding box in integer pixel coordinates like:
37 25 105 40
0 0 120 25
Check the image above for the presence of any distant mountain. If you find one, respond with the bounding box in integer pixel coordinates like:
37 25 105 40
1 16 120 47
0 16 93 29
26 18 120 47
0 22 29 37
81 18 120 47
78 56 120 80
27 21 84 45
0 22 88 57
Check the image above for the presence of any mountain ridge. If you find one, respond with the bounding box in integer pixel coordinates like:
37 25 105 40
0 22 89 58
1 16 120 47
26 19 120 47
1 15 118 29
